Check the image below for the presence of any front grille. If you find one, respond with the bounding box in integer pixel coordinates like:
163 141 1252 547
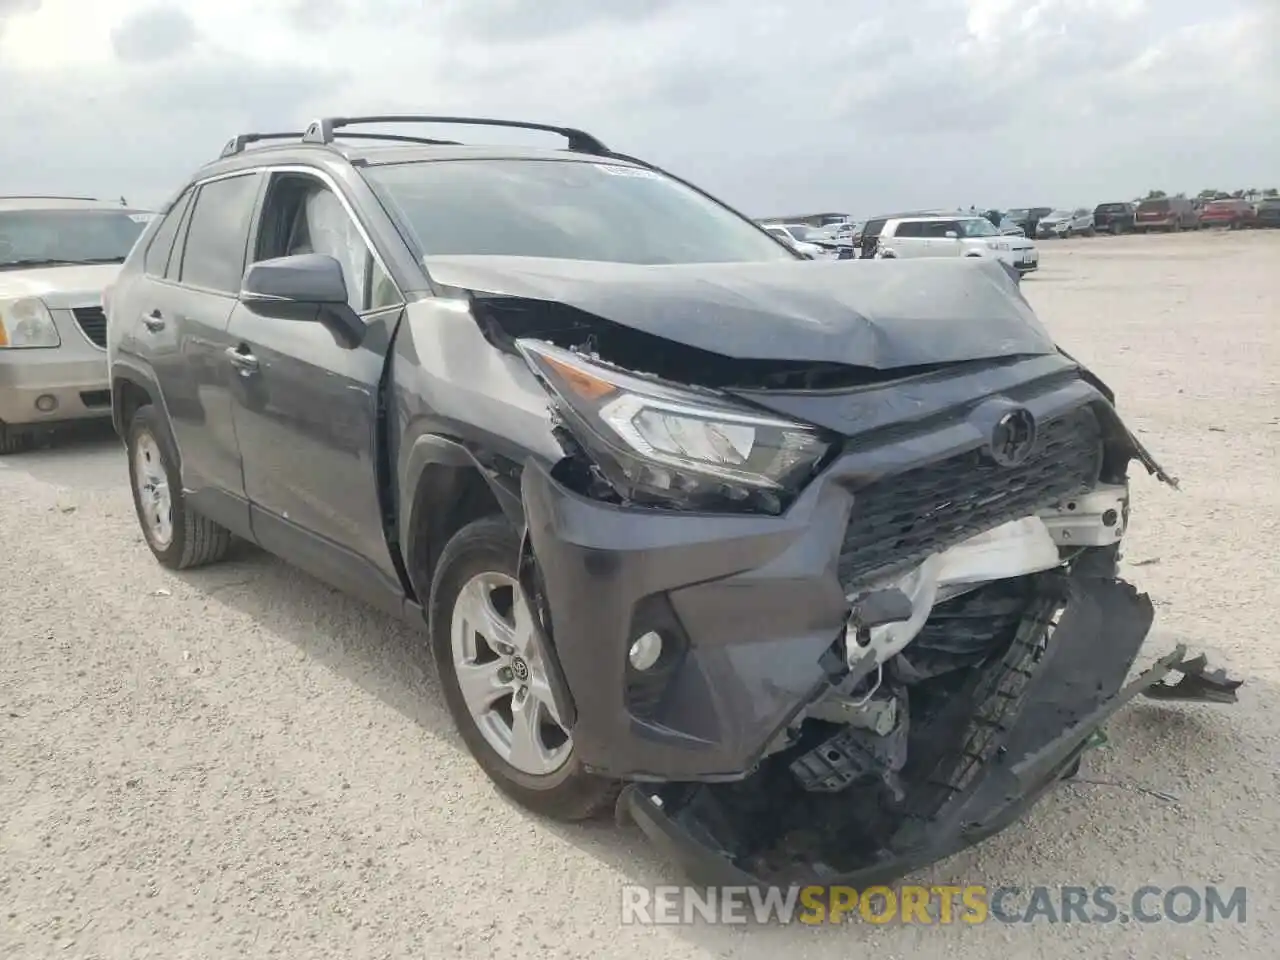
72 306 107 348
837 405 1103 588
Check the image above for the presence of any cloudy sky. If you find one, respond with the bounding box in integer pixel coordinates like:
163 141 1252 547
1 0 1276 216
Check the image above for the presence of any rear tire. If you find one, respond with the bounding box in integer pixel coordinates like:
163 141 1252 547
127 405 233 570
429 515 621 821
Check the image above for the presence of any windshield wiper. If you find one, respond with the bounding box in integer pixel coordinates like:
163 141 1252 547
0 256 125 269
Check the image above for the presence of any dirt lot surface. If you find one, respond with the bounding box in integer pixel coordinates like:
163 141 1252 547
2 229 1277 958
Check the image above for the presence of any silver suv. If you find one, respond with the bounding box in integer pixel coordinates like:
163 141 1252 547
0 196 155 453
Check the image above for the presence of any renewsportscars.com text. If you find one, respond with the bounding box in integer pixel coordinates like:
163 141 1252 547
621 884 1248 925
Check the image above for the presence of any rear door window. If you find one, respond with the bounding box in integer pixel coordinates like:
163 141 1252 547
921 220 958 238
893 221 924 238
178 173 262 294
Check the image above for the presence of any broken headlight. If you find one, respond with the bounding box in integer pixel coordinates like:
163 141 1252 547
516 339 831 512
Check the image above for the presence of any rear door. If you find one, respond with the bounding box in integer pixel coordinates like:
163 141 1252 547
891 220 928 256
130 171 262 532
224 169 408 613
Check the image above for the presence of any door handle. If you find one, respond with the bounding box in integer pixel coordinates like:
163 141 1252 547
225 346 259 374
141 310 165 332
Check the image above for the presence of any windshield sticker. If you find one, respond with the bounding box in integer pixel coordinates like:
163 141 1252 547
594 164 662 180
128 213 158 223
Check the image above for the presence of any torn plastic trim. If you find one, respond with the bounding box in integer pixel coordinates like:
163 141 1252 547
1058 350 1179 490
620 644 1226 888
515 528 578 728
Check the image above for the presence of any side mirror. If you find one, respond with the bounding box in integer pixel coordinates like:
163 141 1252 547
240 253 364 347
944 230 959 239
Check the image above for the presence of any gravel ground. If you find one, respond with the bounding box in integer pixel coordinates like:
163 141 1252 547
2 229 1277 958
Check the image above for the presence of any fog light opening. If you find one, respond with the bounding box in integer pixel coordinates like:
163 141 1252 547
35 394 58 413
628 631 664 671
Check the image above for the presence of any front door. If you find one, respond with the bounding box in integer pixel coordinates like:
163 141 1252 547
225 170 408 614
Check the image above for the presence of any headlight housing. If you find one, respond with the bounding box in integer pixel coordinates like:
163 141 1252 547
517 339 832 513
0 297 61 349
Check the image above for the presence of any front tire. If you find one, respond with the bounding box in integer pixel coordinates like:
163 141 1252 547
429 515 621 821
127 405 232 569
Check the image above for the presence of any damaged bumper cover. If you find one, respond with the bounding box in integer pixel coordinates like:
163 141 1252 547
521 367 1138 782
619 577 1241 886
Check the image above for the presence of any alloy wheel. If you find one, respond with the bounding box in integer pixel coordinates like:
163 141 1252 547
133 431 173 548
450 571 571 776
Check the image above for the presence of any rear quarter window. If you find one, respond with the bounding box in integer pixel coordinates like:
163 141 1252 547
143 188 194 277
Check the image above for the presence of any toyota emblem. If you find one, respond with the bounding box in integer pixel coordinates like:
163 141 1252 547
989 408 1037 466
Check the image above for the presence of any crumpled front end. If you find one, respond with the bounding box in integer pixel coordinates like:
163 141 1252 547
499 289 1243 884
620 570 1240 886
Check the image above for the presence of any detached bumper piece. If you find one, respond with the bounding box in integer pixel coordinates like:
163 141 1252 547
622 575 1243 887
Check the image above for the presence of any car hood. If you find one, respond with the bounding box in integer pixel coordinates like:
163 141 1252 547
0 263 122 305
423 254 1057 370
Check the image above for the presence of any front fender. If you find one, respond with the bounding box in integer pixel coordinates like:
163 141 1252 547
396 431 524 561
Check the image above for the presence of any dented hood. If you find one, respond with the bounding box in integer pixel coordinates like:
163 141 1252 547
423 254 1057 370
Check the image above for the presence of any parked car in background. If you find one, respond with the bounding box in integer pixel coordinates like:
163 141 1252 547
1198 198 1257 229
1093 202 1136 234
874 215 1039 276
764 223 837 259
1255 197 1280 228
1004 207 1053 237
1036 208 1096 239
1133 197 1200 232
0 195 155 453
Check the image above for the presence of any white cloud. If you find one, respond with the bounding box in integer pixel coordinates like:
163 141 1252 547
1 0 1275 213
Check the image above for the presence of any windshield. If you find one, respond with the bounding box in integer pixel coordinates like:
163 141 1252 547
366 159 797 265
1097 203 1129 212
957 218 998 237
0 208 154 267
784 225 815 242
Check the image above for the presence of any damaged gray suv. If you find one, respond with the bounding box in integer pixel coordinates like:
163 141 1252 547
106 116 1241 887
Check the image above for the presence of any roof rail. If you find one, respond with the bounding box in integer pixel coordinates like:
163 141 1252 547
219 131 306 158
0 194 102 202
300 115 610 155
219 130 467 159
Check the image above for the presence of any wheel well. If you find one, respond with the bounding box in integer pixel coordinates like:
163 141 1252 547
112 376 153 439
407 462 504 599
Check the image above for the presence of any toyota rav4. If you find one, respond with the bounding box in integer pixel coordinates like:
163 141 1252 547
106 116 1240 888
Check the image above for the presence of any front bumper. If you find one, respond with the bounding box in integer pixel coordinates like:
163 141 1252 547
0 348 110 427
522 372 1132 783
620 576 1240 886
